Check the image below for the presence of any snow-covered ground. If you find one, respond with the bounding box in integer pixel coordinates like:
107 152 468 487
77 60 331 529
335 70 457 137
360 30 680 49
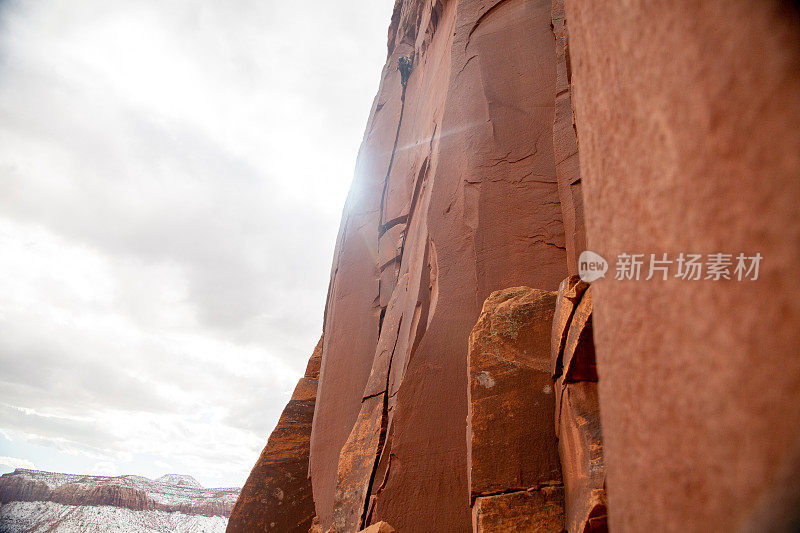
0 501 228 532
0 469 239 532
4 469 239 507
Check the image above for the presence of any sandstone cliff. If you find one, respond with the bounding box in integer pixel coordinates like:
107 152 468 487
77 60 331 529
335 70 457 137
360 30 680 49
312 2 568 530
233 0 800 531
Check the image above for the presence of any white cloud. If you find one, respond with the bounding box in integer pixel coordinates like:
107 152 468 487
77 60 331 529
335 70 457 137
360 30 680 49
92 461 118 477
0 456 35 470
0 0 395 487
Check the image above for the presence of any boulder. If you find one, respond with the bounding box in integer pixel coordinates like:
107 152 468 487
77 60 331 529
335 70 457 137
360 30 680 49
468 287 562 499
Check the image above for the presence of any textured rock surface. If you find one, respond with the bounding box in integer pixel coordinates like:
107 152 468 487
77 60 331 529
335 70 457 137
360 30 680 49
560 286 595 384
467 287 561 499
235 0 800 531
0 475 50 504
471 487 565 533
565 1 800 530
551 281 606 533
550 275 589 379
227 337 322 533
310 0 568 530
556 381 606 533
51 483 154 511
550 0 585 275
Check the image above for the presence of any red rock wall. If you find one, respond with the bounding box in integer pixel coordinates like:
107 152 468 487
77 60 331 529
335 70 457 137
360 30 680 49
52 483 155 512
236 0 800 531
0 476 52 504
550 278 607 532
310 0 569 530
551 0 585 275
564 0 800 530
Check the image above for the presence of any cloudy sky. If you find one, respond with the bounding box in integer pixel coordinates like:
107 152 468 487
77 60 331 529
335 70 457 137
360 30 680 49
0 0 394 487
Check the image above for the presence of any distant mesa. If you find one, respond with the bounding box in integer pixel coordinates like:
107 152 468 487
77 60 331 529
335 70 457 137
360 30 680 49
0 468 240 533
155 474 203 489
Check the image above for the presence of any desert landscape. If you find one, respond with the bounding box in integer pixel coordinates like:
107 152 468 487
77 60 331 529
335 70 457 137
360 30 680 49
1 0 798 532
0 469 238 531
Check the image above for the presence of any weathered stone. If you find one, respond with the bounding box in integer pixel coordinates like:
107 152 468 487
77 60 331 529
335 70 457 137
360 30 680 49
557 381 606 533
551 0 586 275
551 277 606 532
362 275 408 399
227 337 322 533
378 224 404 274
331 396 384 532
472 487 565 533
0 474 51 503
328 274 410 533
561 286 596 383
308 516 323 533
234 0 800 531
52 483 154 512
468 287 562 498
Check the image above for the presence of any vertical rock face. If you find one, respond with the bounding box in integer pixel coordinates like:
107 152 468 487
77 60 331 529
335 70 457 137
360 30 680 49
51 484 155 511
0 476 50 503
236 0 800 531
550 0 585 275
310 0 568 531
551 279 607 532
564 1 800 531
227 337 322 533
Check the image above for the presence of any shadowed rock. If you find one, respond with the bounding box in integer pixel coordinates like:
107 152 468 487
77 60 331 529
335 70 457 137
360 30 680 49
552 282 607 532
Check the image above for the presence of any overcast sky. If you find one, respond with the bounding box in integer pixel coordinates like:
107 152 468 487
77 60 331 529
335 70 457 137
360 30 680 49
0 0 394 487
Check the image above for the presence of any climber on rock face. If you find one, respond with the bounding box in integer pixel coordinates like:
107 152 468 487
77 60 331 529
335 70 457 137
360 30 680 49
397 55 413 87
